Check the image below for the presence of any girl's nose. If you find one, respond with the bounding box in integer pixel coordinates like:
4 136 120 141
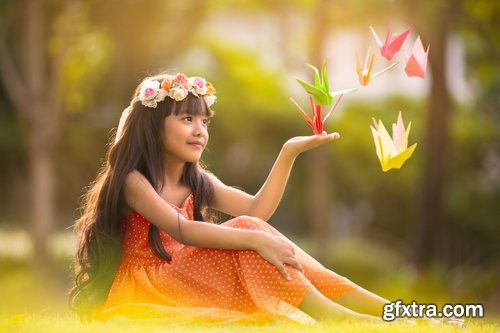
193 121 206 137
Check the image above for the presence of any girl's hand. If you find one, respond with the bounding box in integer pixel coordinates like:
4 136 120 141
282 132 340 158
255 232 303 280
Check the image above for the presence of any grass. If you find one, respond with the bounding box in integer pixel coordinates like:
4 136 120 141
0 230 499 332
0 314 498 333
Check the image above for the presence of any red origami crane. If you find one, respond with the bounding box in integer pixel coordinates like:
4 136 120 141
290 62 354 135
370 26 411 61
405 36 430 79
290 95 344 135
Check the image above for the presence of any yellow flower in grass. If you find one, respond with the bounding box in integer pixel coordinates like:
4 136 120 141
370 111 417 172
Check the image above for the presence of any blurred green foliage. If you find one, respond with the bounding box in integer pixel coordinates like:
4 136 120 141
0 0 498 262
0 0 499 318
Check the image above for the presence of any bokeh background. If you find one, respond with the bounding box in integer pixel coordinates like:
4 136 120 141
0 0 499 321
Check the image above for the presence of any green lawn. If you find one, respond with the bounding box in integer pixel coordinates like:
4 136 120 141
1 314 498 333
0 231 499 333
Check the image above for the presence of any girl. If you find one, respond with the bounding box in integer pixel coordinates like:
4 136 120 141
69 72 391 324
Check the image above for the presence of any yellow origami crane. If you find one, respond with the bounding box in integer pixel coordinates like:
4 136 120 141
356 48 398 86
370 111 417 172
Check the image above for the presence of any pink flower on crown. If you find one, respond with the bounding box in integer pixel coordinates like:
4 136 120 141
144 88 155 97
189 77 208 96
174 73 189 88
135 74 217 108
138 79 167 108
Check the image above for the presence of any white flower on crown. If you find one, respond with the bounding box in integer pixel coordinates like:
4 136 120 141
136 73 217 108
169 86 189 101
204 94 217 107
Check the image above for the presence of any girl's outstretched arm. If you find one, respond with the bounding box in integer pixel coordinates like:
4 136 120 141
124 170 302 280
210 132 340 220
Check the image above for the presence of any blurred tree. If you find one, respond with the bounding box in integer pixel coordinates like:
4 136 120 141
399 0 454 269
459 0 500 119
400 0 500 268
88 0 210 104
0 0 211 267
1 0 498 273
0 0 109 266
306 0 331 261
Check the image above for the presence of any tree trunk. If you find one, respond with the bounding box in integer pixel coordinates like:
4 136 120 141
307 147 331 260
414 6 452 268
307 0 330 261
28 141 56 265
23 0 57 267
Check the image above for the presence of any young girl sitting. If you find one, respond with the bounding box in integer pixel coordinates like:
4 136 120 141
69 72 392 324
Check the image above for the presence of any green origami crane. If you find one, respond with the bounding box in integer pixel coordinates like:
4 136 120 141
295 61 332 106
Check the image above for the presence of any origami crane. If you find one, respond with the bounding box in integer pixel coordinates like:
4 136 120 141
295 61 333 106
405 36 430 79
290 95 343 135
370 111 417 172
291 62 356 134
355 48 398 86
369 26 411 61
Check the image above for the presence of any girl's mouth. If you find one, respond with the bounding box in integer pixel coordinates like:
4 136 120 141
188 141 204 149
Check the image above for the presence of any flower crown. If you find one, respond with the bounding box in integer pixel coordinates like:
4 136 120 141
134 73 217 108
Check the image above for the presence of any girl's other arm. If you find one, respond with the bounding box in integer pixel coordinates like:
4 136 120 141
211 133 340 220
124 170 302 279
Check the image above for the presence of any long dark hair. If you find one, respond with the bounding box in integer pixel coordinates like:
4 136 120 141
69 74 215 320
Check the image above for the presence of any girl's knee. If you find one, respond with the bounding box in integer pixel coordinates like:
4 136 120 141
223 215 266 230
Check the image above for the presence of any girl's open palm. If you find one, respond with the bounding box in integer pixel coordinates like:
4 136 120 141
283 132 340 157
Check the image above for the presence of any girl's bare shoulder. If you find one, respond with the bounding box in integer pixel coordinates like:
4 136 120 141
124 170 153 195
203 170 226 188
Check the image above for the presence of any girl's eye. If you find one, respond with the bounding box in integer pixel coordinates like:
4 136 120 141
183 116 193 122
202 118 211 126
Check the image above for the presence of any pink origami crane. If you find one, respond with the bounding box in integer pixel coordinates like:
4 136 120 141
405 36 430 79
355 48 398 86
369 26 411 61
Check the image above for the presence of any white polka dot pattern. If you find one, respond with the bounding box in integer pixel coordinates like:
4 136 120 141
93 194 356 324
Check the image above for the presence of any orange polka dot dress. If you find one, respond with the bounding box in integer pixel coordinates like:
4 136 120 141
93 194 356 324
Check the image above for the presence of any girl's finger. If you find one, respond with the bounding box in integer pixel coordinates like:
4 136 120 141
322 132 339 139
284 257 303 272
276 264 291 281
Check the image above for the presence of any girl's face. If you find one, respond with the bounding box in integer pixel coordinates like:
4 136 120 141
162 113 210 163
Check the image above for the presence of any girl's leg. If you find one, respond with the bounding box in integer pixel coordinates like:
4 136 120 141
299 286 382 322
332 286 389 317
224 217 385 321
334 288 444 325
